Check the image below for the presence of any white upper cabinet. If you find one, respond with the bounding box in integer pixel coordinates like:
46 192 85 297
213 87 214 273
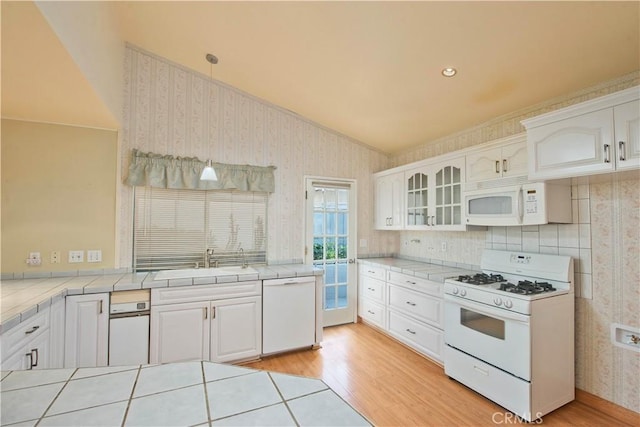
614 100 640 171
466 135 528 182
374 171 404 230
522 86 640 180
405 157 465 231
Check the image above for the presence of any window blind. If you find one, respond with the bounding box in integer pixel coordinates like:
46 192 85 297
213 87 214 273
134 187 267 271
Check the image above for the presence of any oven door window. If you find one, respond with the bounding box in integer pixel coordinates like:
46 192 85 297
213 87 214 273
460 308 505 340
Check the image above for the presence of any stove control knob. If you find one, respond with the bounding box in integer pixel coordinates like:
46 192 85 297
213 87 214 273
460 289 467 297
452 287 459 295
493 297 502 306
504 299 513 309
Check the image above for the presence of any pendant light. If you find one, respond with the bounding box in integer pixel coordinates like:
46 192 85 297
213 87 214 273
200 159 218 181
200 53 219 181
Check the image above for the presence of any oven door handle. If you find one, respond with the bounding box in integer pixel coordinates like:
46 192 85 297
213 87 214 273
444 295 529 323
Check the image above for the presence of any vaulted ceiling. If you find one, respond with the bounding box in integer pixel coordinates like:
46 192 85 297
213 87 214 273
2 1 639 154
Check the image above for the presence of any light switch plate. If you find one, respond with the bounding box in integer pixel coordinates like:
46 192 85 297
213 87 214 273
87 250 102 263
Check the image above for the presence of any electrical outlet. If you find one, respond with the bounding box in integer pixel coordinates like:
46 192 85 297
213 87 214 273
69 250 84 263
87 250 102 263
51 251 60 264
26 252 41 266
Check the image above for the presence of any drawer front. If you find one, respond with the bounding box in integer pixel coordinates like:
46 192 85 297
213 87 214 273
387 271 441 297
359 276 385 303
152 281 261 306
388 311 443 361
444 346 531 419
359 265 386 281
1 309 50 360
389 285 442 328
359 299 385 329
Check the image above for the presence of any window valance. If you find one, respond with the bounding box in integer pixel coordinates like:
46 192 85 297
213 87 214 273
125 149 276 193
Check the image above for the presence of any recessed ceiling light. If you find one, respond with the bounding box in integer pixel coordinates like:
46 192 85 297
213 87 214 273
441 67 457 77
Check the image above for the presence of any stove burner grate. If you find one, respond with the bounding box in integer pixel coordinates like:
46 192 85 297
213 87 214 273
457 273 505 285
499 280 556 295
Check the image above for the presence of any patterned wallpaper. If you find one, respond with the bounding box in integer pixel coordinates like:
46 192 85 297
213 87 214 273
119 45 392 269
120 45 639 412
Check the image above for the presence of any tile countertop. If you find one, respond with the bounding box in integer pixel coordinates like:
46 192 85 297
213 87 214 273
0 265 322 335
358 257 480 282
0 360 371 426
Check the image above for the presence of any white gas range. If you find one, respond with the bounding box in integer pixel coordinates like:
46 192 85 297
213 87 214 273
443 250 575 422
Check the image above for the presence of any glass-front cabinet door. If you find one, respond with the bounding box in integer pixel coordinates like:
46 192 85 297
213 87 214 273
434 163 462 228
406 171 429 227
404 157 465 231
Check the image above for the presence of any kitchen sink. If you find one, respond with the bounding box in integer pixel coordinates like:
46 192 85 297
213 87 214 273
153 266 258 281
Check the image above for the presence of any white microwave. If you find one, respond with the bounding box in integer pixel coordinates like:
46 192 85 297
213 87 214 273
464 181 572 226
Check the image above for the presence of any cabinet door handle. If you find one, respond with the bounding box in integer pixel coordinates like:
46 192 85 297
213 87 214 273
405 328 416 335
25 352 33 370
495 160 500 174
31 348 39 368
619 141 626 161
502 159 507 173
604 144 611 163
406 301 417 306
24 325 40 335
204 307 208 320
212 307 216 319
99 300 103 314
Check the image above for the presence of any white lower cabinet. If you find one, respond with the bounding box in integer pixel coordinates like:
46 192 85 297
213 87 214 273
150 282 262 364
64 293 109 368
388 310 443 362
210 296 261 363
358 263 444 363
49 298 66 368
150 301 210 364
1 308 51 371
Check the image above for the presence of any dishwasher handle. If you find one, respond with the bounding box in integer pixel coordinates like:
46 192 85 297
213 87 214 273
263 277 315 287
109 310 150 319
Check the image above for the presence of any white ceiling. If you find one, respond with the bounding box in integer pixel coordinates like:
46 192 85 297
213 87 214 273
2 1 639 154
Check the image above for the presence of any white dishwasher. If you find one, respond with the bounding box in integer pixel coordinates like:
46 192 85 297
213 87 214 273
263 277 316 354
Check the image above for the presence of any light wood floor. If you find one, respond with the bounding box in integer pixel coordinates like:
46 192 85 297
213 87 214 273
246 322 639 426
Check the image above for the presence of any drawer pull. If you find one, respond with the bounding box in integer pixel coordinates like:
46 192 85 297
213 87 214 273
367 270 375 273
474 365 489 376
367 310 375 315
367 287 375 291
405 301 417 307
406 281 416 285
405 328 416 335
24 326 40 335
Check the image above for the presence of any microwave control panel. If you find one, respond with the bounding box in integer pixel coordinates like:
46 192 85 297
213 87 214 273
524 189 539 214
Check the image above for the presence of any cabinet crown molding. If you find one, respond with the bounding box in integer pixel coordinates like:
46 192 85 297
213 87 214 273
521 86 640 129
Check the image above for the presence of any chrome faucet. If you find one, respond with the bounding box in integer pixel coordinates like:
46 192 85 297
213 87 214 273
205 248 214 268
239 247 248 268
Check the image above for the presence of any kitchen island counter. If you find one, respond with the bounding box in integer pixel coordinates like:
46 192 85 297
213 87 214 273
0 360 371 426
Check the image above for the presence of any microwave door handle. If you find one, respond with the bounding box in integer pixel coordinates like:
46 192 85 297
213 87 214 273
517 188 524 224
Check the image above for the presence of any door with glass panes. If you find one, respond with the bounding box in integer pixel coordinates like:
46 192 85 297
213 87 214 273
305 178 357 327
